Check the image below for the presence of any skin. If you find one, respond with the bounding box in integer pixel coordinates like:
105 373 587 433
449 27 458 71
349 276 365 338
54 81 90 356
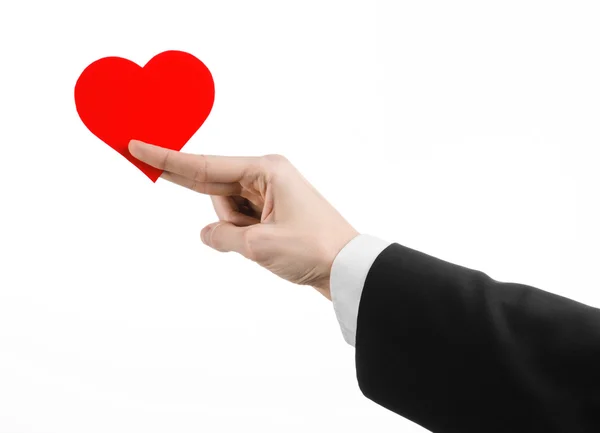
128 139 359 300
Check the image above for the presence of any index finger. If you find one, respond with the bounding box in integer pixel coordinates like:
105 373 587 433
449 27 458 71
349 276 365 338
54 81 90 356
128 140 258 183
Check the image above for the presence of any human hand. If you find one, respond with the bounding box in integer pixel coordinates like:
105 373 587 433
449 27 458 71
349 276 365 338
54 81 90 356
128 140 359 300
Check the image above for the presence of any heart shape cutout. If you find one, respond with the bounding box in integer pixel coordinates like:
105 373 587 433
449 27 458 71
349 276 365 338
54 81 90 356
75 50 215 182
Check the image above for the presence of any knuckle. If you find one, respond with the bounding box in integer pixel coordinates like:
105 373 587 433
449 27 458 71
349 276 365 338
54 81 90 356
193 154 208 182
261 154 290 171
190 180 201 193
263 153 289 165
259 154 292 179
162 149 171 170
242 227 263 261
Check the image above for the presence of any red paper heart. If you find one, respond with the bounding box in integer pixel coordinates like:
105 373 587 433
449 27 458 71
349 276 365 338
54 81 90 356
75 50 215 182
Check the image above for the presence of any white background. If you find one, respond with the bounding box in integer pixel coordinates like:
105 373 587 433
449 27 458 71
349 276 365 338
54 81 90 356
1 1 599 432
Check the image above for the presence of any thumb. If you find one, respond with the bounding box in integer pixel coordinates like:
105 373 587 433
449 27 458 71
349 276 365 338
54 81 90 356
201 221 249 256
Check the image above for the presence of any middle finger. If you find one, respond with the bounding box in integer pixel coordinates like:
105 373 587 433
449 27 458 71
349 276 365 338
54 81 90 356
160 171 241 196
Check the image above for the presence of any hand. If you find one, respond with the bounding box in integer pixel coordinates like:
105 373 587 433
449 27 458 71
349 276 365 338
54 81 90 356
128 140 359 300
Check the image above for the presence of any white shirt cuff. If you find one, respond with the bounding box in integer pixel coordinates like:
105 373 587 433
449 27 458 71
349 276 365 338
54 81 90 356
330 234 392 347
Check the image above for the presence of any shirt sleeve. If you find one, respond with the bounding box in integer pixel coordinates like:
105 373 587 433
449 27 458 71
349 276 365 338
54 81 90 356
330 234 392 347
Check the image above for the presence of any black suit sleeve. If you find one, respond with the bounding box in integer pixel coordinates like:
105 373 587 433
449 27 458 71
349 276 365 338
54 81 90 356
355 242 600 433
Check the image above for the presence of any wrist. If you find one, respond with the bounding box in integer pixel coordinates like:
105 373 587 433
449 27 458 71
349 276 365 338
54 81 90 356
313 227 360 301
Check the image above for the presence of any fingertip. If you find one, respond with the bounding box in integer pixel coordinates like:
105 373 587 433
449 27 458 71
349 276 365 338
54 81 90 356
128 139 140 156
200 225 211 244
128 139 148 157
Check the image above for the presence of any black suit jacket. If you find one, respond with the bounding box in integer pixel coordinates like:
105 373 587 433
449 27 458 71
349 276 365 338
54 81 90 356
355 243 600 433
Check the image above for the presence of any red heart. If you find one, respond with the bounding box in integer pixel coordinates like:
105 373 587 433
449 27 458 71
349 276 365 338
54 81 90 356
74 50 215 182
